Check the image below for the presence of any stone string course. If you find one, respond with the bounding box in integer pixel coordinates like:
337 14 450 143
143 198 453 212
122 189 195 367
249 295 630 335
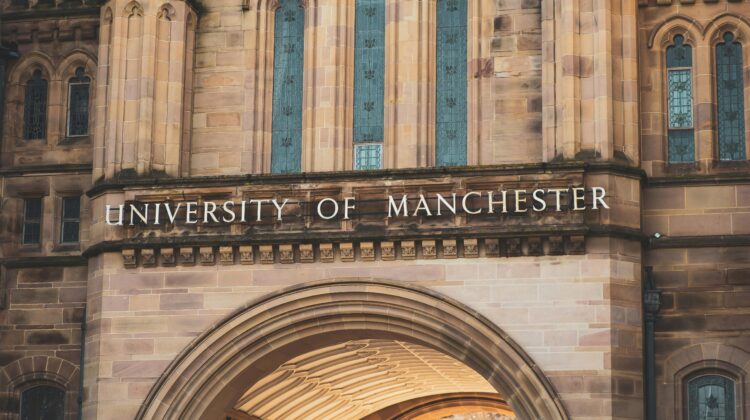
121 235 586 268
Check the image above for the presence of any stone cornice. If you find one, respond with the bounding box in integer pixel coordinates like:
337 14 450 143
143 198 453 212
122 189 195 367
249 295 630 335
648 234 750 249
0 163 93 176
0 255 86 268
647 172 750 187
86 162 646 198
1 7 101 22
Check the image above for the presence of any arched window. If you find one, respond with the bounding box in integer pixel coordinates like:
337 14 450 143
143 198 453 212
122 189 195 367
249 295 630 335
716 32 746 161
67 67 91 137
19 385 65 420
435 0 467 167
271 0 305 173
23 69 48 140
353 0 385 170
666 35 694 163
687 374 736 420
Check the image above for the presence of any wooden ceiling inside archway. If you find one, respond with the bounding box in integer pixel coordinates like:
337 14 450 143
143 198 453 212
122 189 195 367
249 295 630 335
233 339 500 420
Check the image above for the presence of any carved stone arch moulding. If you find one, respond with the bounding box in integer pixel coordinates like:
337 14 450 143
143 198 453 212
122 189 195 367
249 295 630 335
123 0 143 17
704 12 750 41
0 355 80 418
157 2 176 20
648 15 703 49
55 50 97 81
136 279 569 420
7 52 56 85
102 5 113 22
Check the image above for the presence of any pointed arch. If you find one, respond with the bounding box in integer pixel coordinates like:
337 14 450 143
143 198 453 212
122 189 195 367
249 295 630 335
137 279 568 420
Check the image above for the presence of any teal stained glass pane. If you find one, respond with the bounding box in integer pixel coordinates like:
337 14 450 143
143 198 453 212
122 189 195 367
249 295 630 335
436 0 467 167
716 32 746 161
668 130 694 163
688 375 735 420
667 35 692 69
354 143 382 170
271 0 304 173
20 386 64 420
668 69 693 129
353 0 385 144
24 70 47 140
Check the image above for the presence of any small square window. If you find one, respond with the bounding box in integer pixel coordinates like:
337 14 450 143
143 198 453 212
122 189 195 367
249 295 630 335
354 143 382 170
23 198 42 245
61 197 80 244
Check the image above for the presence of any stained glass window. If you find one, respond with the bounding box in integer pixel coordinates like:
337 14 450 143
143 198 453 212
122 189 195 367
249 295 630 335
688 375 735 420
353 0 385 170
666 35 694 163
436 0 467 167
354 143 382 170
716 32 746 161
67 67 91 137
23 70 48 140
61 196 80 243
20 386 65 420
23 197 42 245
271 0 304 173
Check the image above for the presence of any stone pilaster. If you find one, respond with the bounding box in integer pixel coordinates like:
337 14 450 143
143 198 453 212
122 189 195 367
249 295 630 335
543 0 639 164
94 0 196 180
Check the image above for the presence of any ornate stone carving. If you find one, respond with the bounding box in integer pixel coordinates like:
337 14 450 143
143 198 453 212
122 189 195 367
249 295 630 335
422 240 437 259
219 246 234 265
199 247 215 265
299 244 314 263
568 235 586 255
260 245 275 264
179 247 195 265
239 246 254 264
141 249 156 267
160 248 175 266
279 245 294 264
122 249 136 268
485 239 500 257
320 244 334 262
506 238 522 257
401 241 416 260
340 243 355 262
360 242 375 261
381 242 395 261
548 236 564 256
442 240 457 259
527 238 543 256
463 239 478 258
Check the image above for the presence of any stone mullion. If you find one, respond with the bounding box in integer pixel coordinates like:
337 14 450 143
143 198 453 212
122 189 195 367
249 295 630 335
301 1 317 171
694 38 712 165
555 0 582 160
136 10 157 175
621 0 639 163
592 0 613 160
93 8 113 180
106 5 130 177
467 0 492 165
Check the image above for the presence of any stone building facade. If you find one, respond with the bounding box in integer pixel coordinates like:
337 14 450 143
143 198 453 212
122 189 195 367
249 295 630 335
0 0 747 419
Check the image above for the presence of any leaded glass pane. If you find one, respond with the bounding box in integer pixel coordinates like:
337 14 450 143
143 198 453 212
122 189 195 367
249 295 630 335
24 70 48 140
67 67 91 137
688 375 735 420
668 130 695 163
667 35 692 69
668 69 693 129
436 0 467 167
716 32 746 161
20 386 64 420
271 0 304 173
353 0 385 145
354 143 382 170
61 197 80 243
23 197 42 245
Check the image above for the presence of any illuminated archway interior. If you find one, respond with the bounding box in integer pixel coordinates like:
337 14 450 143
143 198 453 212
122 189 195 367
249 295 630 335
231 339 516 420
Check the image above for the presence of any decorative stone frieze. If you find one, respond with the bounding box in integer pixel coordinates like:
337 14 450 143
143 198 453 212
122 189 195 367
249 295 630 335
422 240 437 259
161 248 176 266
239 246 254 264
442 240 458 259
199 247 215 265
180 248 195 265
119 236 593 268
141 249 156 267
300 244 314 263
279 245 294 264
259 246 274 264
219 247 234 265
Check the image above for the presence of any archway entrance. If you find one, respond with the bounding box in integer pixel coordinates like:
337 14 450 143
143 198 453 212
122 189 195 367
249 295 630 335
137 280 568 420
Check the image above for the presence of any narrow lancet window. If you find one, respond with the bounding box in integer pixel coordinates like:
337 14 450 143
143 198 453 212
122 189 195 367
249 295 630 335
271 0 305 173
666 35 694 163
435 0 467 167
353 0 385 170
67 67 91 137
716 32 746 161
23 69 48 140
687 374 735 420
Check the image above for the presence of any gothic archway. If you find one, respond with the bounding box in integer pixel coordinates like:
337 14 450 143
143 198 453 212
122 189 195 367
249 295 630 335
137 279 569 419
